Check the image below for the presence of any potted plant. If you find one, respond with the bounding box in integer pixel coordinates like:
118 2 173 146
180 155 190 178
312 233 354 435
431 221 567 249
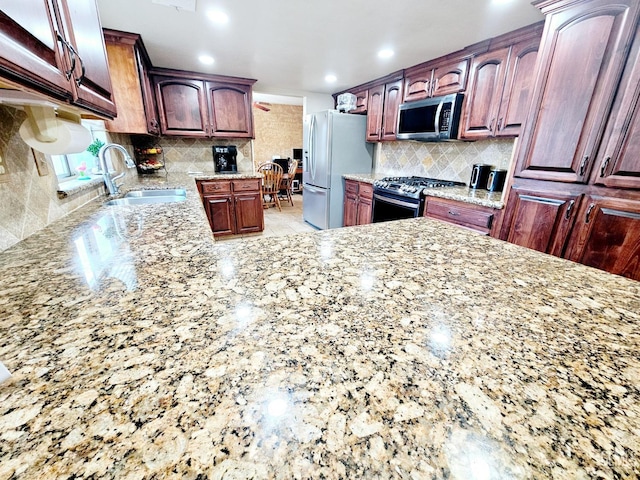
86 138 105 174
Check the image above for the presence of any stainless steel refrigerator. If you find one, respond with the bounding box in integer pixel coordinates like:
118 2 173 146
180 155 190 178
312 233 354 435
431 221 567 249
302 111 374 229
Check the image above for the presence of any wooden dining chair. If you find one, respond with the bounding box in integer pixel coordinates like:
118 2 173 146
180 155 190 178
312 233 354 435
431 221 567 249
257 162 284 211
279 159 298 207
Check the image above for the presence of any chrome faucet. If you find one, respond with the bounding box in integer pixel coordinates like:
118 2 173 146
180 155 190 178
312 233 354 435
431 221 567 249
98 143 136 195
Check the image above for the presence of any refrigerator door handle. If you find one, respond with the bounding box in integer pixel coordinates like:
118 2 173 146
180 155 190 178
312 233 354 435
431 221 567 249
309 114 316 180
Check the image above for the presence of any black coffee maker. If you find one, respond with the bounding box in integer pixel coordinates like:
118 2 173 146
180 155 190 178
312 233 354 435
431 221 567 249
213 145 238 174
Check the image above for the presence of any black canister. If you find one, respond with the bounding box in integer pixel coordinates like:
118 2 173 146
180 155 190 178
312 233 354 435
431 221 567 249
470 164 493 189
486 169 507 192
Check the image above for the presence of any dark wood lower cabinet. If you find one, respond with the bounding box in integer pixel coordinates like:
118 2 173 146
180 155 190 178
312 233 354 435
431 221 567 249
203 195 235 236
565 195 640 281
343 180 373 227
197 179 263 236
424 197 500 236
500 186 583 256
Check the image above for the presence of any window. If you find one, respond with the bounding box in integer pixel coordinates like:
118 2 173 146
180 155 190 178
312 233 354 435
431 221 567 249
50 120 109 180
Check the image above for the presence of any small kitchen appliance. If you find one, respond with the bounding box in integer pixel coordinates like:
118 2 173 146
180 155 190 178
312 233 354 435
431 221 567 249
486 168 507 192
213 145 238 174
469 164 493 189
396 93 464 142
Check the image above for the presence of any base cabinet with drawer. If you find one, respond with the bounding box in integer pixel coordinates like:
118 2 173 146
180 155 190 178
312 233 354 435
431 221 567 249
197 178 264 236
423 197 502 236
343 179 373 227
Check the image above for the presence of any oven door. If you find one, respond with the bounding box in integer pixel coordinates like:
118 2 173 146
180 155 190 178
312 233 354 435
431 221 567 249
372 192 421 223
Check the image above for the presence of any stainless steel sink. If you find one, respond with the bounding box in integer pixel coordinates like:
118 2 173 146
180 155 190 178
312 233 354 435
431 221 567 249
124 189 187 198
106 189 187 206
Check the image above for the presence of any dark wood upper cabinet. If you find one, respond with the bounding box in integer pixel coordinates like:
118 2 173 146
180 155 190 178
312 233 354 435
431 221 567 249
0 0 115 117
206 82 254 138
500 184 584 257
565 195 640 281
154 76 209 137
103 30 158 134
153 70 256 138
515 0 640 183
0 0 71 98
380 79 403 141
403 56 469 103
365 84 385 142
590 31 640 191
495 36 541 137
56 0 115 117
460 47 510 139
351 89 368 114
431 58 470 97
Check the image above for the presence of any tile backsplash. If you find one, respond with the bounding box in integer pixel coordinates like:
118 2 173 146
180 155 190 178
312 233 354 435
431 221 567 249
376 138 516 184
148 137 252 174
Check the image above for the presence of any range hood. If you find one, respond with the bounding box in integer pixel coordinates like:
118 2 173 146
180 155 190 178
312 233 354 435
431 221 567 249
0 89 92 155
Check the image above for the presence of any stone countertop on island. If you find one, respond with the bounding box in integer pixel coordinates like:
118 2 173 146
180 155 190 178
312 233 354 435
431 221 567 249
0 175 639 479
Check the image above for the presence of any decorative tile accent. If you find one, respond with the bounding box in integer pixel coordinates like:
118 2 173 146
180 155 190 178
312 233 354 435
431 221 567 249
377 139 516 183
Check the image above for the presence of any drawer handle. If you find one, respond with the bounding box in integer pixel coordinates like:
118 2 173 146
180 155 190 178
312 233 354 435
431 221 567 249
448 210 460 216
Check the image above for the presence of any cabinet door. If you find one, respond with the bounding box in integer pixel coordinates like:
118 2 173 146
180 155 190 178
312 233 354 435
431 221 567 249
366 84 384 141
0 0 71 98
567 195 640 281
501 186 583 257
154 76 208 137
495 38 540 137
591 33 640 191
234 193 263 234
431 58 469 97
207 82 254 138
516 0 640 183
380 79 403 141
103 35 147 134
343 180 358 226
459 47 510 140
356 183 373 225
203 195 235 236
56 0 115 117
135 46 159 135
403 65 433 102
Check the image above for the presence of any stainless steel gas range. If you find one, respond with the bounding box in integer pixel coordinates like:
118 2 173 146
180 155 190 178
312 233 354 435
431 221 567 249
372 176 466 222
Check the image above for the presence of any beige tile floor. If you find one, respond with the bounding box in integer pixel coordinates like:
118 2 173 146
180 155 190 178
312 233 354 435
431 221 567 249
215 193 317 243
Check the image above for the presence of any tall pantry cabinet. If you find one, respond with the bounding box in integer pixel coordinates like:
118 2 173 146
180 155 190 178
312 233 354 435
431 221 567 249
500 0 640 281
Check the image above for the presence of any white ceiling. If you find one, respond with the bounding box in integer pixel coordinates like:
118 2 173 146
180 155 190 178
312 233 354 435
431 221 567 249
96 0 544 97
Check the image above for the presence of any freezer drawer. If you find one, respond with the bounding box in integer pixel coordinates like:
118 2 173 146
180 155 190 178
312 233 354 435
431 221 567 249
302 184 329 230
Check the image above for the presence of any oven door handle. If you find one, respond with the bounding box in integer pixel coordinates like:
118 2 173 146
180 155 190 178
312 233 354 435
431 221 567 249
373 193 420 209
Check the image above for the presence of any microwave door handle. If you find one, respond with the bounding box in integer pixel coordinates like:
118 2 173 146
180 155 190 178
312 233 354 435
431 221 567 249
434 100 444 135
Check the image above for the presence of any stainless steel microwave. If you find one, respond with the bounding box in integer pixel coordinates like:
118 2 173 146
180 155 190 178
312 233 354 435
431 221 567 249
396 93 464 142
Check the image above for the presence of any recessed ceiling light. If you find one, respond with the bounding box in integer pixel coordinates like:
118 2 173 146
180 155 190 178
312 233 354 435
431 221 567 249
325 74 337 83
378 49 394 59
207 10 229 24
199 55 215 65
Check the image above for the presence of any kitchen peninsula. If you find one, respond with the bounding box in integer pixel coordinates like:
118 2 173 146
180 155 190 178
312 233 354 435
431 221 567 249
0 175 639 479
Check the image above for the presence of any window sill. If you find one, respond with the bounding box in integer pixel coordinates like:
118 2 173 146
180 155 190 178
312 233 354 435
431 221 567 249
56 175 104 199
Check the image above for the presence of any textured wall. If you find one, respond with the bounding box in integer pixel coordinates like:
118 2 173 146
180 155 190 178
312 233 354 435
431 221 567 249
0 106 121 252
253 104 303 168
377 138 516 184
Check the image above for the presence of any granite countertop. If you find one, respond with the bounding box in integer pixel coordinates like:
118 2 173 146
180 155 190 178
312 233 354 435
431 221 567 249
1 173 639 478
